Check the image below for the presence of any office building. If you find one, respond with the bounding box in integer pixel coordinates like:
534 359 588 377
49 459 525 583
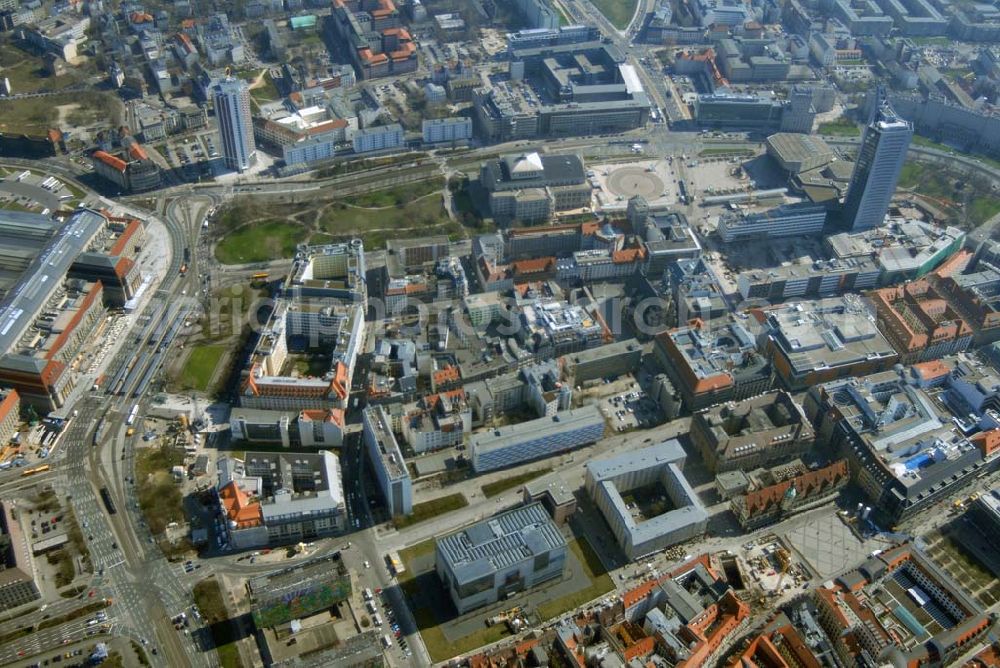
517 298 611 360
637 210 702 274
473 44 650 143
479 152 590 223
240 301 364 411
736 255 880 302
362 406 412 516
730 459 849 530
841 95 913 231
654 318 771 413
0 502 38 611
585 440 708 560
756 296 898 390
717 202 827 243
285 240 367 304
470 405 605 472
505 25 601 51
874 0 947 36
562 339 642 384
216 450 347 548
422 117 473 144
229 407 345 448
352 123 404 154
693 91 815 133
870 279 973 363
807 363 1000 525
212 77 256 173
690 391 815 473
435 503 566 614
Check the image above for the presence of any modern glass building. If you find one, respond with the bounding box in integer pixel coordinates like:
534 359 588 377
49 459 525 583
842 96 913 231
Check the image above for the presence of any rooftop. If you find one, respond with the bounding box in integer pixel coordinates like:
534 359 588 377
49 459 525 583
470 405 605 456
436 503 565 584
761 296 897 375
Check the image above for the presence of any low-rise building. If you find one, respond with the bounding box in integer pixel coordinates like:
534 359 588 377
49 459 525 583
730 459 849 530
435 503 566 614
248 553 352 629
522 470 577 525
585 439 708 560
470 405 605 472
690 391 815 473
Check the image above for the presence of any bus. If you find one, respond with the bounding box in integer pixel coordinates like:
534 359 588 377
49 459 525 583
250 272 269 285
126 404 139 426
20 464 50 477
99 487 116 515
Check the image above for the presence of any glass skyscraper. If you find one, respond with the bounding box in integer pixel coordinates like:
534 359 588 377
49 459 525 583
842 95 913 231
212 77 256 173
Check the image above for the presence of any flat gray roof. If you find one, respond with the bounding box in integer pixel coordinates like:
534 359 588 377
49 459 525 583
469 405 604 456
588 440 708 546
437 503 565 585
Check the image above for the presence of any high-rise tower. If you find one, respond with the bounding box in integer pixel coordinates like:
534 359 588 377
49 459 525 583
212 77 256 173
841 92 912 231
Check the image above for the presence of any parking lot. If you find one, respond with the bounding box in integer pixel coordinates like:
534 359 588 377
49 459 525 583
597 386 659 431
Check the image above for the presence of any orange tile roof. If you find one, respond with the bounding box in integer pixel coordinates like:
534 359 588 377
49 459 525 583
512 257 554 275
935 249 972 278
219 481 263 528
93 150 127 172
612 247 646 263
911 359 951 382
108 219 141 257
433 365 460 385
128 143 148 161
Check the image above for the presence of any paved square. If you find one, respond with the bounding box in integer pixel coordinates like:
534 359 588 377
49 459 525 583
782 514 879 578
